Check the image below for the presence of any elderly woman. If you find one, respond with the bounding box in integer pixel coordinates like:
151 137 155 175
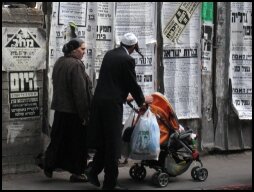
44 38 93 182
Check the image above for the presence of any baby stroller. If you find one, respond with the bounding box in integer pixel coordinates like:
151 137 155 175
124 92 208 187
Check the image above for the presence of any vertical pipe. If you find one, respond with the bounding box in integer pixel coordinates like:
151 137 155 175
156 2 164 94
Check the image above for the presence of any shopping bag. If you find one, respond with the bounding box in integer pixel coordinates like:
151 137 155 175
129 108 160 160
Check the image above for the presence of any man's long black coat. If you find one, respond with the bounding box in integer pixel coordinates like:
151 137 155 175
87 46 145 157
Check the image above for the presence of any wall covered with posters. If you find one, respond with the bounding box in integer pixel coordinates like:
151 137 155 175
2 2 252 174
229 2 252 120
46 2 251 153
213 2 252 151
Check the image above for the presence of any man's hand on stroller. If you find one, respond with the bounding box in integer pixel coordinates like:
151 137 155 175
139 95 153 115
139 103 148 115
126 94 134 103
145 95 153 104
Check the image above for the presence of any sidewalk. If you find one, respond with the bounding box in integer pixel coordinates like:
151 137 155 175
2 150 252 190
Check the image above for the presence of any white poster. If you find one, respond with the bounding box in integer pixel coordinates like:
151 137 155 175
58 2 87 26
2 27 46 71
163 2 200 43
94 2 115 79
115 2 157 122
115 2 157 94
229 2 252 119
163 45 201 119
162 2 202 119
48 2 97 126
49 2 92 71
115 2 157 45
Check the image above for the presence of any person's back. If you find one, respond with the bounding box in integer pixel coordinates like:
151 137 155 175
51 56 82 113
94 46 143 106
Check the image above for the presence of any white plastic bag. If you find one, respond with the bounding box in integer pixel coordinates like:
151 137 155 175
129 108 160 160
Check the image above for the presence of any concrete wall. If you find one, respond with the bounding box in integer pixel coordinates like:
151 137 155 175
2 6 45 174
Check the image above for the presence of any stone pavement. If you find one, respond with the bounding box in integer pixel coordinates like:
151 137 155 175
2 150 252 190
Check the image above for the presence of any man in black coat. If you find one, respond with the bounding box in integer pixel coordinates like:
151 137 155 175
86 33 153 190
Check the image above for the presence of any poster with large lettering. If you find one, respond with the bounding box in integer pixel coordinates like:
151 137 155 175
229 2 252 119
162 2 202 119
9 71 40 119
94 2 114 79
2 27 46 71
163 2 200 43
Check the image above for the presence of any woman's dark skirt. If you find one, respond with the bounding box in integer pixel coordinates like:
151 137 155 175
44 111 87 175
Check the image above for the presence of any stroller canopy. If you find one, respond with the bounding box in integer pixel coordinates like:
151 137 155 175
150 92 180 145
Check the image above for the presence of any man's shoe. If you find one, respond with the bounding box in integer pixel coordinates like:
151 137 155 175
118 159 128 167
44 168 53 178
102 185 128 190
84 168 100 187
69 174 89 182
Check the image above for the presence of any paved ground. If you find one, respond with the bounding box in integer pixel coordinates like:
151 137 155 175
2 150 252 190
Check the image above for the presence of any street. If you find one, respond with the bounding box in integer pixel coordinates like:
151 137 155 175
2 150 252 190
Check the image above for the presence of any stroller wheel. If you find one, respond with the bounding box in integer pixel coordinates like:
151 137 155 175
135 166 146 181
191 166 200 180
129 164 146 181
157 172 170 187
129 165 138 180
196 168 208 181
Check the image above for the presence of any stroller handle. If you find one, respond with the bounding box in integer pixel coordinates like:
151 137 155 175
127 101 144 113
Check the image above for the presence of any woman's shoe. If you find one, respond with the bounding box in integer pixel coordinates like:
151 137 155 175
44 168 53 178
69 174 89 182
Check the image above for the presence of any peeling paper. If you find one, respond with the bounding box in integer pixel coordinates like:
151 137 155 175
7 123 24 144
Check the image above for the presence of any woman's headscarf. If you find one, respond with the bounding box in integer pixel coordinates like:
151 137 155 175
62 38 85 56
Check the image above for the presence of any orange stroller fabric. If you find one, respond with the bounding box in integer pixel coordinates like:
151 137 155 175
149 92 179 145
